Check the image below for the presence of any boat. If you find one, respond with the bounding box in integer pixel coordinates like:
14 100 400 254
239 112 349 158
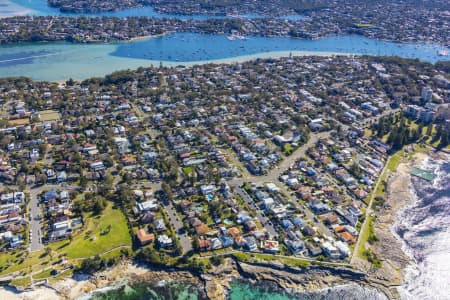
227 31 247 41
437 49 449 56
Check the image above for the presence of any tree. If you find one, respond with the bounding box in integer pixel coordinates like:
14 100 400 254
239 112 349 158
93 197 106 214
79 175 88 189
66 78 75 86
78 255 107 274
45 246 53 260
210 256 224 266
426 123 433 136
161 182 173 202
349 162 361 177
439 131 449 148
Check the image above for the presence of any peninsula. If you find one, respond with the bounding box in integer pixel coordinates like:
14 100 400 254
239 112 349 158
0 54 449 299
22 0 449 45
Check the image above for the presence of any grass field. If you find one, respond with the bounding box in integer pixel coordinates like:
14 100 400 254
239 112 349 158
0 202 131 278
8 118 30 126
387 150 404 172
0 250 48 276
232 252 310 268
10 276 31 287
33 269 54 280
39 110 61 121
357 215 376 258
49 202 132 258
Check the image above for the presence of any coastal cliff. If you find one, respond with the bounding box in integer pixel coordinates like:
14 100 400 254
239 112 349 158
1 150 446 300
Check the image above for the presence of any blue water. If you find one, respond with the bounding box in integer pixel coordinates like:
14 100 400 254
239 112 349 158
7 0 303 19
9 0 212 19
230 281 388 300
396 158 450 299
0 33 448 81
81 280 388 300
111 33 447 63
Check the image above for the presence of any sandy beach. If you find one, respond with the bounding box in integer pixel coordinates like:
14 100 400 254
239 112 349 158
128 32 171 42
185 50 355 66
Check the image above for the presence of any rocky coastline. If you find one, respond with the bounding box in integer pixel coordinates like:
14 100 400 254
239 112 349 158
1 150 446 300
354 149 448 299
0 257 394 300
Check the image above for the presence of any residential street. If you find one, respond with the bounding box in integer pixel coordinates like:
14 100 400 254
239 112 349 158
28 189 43 252
162 200 193 253
234 187 277 237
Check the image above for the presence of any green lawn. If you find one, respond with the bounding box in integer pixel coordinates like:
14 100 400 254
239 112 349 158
10 276 31 287
182 166 194 175
281 257 310 269
232 252 310 268
0 250 49 276
387 150 404 172
0 202 131 278
48 269 73 283
357 216 376 258
283 144 294 155
49 202 131 259
33 269 54 280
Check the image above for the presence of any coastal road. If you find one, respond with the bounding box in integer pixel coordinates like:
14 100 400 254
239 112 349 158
350 159 390 264
28 189 43 252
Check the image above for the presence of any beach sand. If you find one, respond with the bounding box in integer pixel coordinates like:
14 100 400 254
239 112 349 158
184 50 355 66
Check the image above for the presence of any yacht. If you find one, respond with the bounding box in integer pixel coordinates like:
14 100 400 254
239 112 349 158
437 49 449 56
227 33 247 41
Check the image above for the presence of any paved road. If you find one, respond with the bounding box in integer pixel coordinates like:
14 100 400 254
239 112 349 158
27 183 82 253
28 189 43 252
264 132 330 182
163 200 192 253
234 187 278 237
275 182 334 238
228 132 334 237
350 162 390 264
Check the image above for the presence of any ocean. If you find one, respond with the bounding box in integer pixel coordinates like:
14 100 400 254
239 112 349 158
395 157 450 300
81 280 388 300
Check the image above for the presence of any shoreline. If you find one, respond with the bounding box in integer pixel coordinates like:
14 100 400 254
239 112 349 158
0 150 441 300
391 150 450 299
127 32 171 42
363 148 448 299
367 150 425 298
0 256 391 300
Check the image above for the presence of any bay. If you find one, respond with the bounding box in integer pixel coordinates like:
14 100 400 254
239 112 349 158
0 33 448 81
5 0 302 19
